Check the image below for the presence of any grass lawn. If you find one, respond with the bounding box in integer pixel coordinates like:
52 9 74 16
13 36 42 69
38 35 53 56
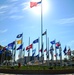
0 65 74 70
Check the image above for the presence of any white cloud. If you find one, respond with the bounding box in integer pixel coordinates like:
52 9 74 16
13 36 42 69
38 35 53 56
55 17 74 25
0 5 8 10
0 29 8 33
0 11 5 14
21 2 30 11
9 7 19 14
9 15 24 19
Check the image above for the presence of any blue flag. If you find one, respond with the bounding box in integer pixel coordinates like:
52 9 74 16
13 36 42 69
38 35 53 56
16 33 22 38
7 41 15 49
33 38 39 44
63 46 67 55
17 44 23 50
50 40 55 44
32 48 36 56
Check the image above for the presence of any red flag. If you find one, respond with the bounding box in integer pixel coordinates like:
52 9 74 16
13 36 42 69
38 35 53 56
30 1 41 8
26 44 32 50
56 42 60 47
67 48 71 55
30 2 37 8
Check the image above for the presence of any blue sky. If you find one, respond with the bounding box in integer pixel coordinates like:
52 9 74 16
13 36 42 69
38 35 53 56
0 0 74 60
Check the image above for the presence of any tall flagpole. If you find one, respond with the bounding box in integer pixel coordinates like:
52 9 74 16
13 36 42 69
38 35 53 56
41 0 43 63
46 29 47 60
28 37 30 63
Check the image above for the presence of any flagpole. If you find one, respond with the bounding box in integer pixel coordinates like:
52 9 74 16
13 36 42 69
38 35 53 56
41 0 43 63
38 37 40 61
14 40 16 64
28 37 30 63
55 44 57 66
46 29 48 64
47 37 49 66
59 46 62 66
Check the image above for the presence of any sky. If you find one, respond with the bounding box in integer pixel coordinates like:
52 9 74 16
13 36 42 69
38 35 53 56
0 0 74 60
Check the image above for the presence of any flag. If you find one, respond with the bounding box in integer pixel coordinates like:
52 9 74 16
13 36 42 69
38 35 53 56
67 48 71 55
32 52 35 56
55 46 59 49
17 39 22 44
54 53 58 57
26 44 33 50
30 1 41 8
41 43 43 53
55 42 60 47
7 41 15 49
17 44 23 50
23 48 25 51
50 40 55 44
42 31 46 36
33 38 39 44
16 33 22 38
32 48 36 56
63 46 67 55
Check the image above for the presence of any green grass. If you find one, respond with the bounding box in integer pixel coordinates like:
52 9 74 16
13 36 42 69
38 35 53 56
0 65 74 70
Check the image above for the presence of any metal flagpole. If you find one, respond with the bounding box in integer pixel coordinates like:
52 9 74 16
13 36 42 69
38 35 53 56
59 46 62 66
46 29 48 64
55 44 57 66
28 37 30 63
14 40 16 64
41 0 43 64
47 37 49 66
38 37 40 61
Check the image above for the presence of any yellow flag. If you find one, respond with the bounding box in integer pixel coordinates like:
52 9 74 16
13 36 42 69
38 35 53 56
17 40 22 44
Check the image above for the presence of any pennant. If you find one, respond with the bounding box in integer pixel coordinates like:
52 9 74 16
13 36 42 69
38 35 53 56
30 1 41 8
17 44 23 50
26 44 33 50
63 46 67 55
42 31 46 36
50 40 55 44
33 38 39 44
16 33 22 38
17 40 22 44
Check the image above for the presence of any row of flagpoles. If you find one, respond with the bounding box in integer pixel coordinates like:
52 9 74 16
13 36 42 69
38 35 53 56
0 31 72 65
